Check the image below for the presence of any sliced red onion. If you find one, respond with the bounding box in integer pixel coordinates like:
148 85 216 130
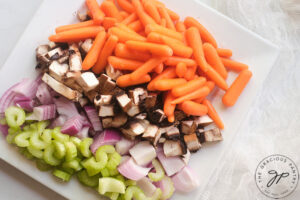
15 100 34 112
61 115 83 136
157 151 185 176
129 141 156 166
137 177 157 197
0 123 9 137
50 115 67 128
36 83 53 105
30 104 57 121
0 83 20 117
121 156 131 164
171 166 199 193
13 96 31 102
76 126 90 139
80 113 92 128
13 78 39 99
90 129 121 153
116 137 135 155
53 96 78 119
118 158 151 181
84 106 102 132
154 176 175 199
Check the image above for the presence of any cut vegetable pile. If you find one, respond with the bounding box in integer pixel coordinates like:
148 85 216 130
0 0 253 199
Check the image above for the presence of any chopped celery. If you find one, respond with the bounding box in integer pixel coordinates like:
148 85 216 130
101 168 110 177
42 129 52 145
107 152 121 170
98 177 125 195
6 128 20 144
36 159 53 171
81 157 105 176
148 159 165 182
5 106 25 128
27 145 43 159
60 166 75 175
22 148 34 160
150 189 162 200
29 131 46 150
53 169 71 182
160 177 174 200
43 143 61 166
37 121 50 134
62 159 82 172
64 141 77 161
108 168 119 176
70 136 81 149
94 145 116 167
79 138 93 158
105 192 119 200
14 131 33 147
23 125 30 131
115 175 125 183
52 127 69 142
53 141 66 159
124 186 146 200
77 170 100 187
125 180 136 186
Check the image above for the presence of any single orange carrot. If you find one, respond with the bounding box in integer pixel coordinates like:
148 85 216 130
119 11 129 20
205 65 228 91
146 31 186 45
103 17 117 29
157 6 175 30
154 63 164 74
193 81 215 103
108 56 143 70
185 27 208 72
181 101 208 116
86 0 105 25
217 48 232 58
128 20 144 32
121 13 138 25
151 0 179 21
125 40 173 57
115 23 142 35
130 57 166 81
147 66 177 90
145 24 184 41
132 0 156 26
144 0 161 24
175 62 187 78
221 58 249 72
82 31 107 70
117 0 135 13
49 26 103 42
114 43 151 61
155 78 187 91
175 21 186 32
203 43 228 79
117 74 151 87
184 17 217 48
55 20 95 33
172 77 206 97
168 115 175 122
184 65 197 81
109 27 146 42
222 69 252 107
203 99 224 129
164 56 196 67
171 86 210 104
93 35 119 74
164 91 176 117
101 1 122 21
160 18 167 27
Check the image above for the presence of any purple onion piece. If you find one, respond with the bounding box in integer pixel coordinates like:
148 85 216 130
0 83 20 116
171 166 199 193
12 78 39 99
157 151 185 176
36 83 53 105
61 115 83 136
53 96 78 119
84 106 102 132
76 126 90 139
50 115 67 128
90 129 122 153
31 104 57 121
15 100 34 112
118 158 151 181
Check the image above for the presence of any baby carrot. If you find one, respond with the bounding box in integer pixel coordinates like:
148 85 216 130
203 43 228 79
181 101 208 116
120 11 129 20
185 27 208 72
117 74 151 87
55 20 94 33
157 6 175 30
171 86 210 104
117 0 135 13
175 21 186 32
108 56 143 70
147 66 177 90
154 63 164 74
109 27 147 42
184 16 217 48
114 43 151 61
205 65 228 91
168 115 175 123
93 35 119 74
125 40 173 57
175 62 187 78
172 77 206 97
132 0 156 26
147 32 193 58
121 13 138 25
130 57 166 81
115 23 141 35
184 65 197 81
49 26 103 42
128 20 144 32
103 17 117 29
101 1 121 21
155 78 187 91
221 58 249 72
86 0 105 25
164 91 176 117
217 48 232 58
145 24 184 41
160 18 167 27
193 81 215 103
164 56 196 67
222 70 252 107
203 99 224 129
144 0 161 24
82 31 107 70
152 0 179 21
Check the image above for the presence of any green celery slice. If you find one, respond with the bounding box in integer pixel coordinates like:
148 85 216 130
148 159 165 182
79 138 93 158
43 143 61 166
53 169 71 182
98 177 125 195
14 131 33 147
77 170 100 187
5 106 26 128
124 186 146 200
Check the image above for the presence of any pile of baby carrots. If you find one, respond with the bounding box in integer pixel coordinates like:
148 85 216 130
49 0 253 129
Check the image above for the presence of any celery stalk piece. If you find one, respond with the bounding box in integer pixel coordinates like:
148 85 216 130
64 141 77 161
98 177 126 195
36 159 53 171
125 180 137 186
5 106 26 128
53 141 66 159
101 168 110 177
150 189 162 200
43 143 61 166
18 147 34 160
14 131 33 147
115 175 125 183
77 170 100 187
105 192 119 200
27 145 43 159
37 121 50 134
41 129 52 145
108 168 119 176
52 127 69 142
81 157 105 176
62 159 82 172
29 131 46 150
80 138 93 157
70 136 82 149
6 128 20 144
107 152 121 170
148 159 165 182
53 169 71 182
124 186 146 200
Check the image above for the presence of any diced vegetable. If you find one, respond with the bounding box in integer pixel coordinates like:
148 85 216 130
77 170 100 187
115 137 135 155
53 169 71 182
98 177 126 195
90 129 121 153
154 176 174 200
136 177 157 197
157 151 185 176
118 158 151 181
148 159 165 182
5 106 26 128
80 137 93 157
171 166 199 193
84 106 103 132
61 115 83 136
129 141 156 166
124 185 146 200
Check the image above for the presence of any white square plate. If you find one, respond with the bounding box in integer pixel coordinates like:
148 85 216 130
0 0 279 199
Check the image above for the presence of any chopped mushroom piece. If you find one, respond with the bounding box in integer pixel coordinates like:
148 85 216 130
121 120 146 140
128 88 148 105
194 115 213 127
196 128 205 143
111 113 128 128
174 110 187 122
106 64 123 81
42 73 81 101
135 113 147 120
184 134 201 152
203 128 223 142
142 124 159 139
80 39 93 54
94 95 113 106
99 105 114 117
78 97 89 107
148 109 166 124
84 90 99 102
49 61 68 81
116 93 132 112
163 140 184 157
181 120 197 135
158 137 166 143
166 126 180 138
47 47 64 60
102 79 116 94
76 72 99 92
144 94 157 110
153 129 163 146
58 50 69 64
182 149 191 165
48 41 57 49
69 43 82 71
102 117 113 129
63 80 83 93
127 104 140 117
77 11 89 22
36 45 49 59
